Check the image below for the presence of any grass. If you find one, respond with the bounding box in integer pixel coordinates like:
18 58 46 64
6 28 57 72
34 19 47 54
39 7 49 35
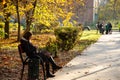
72 30 101 54
80 30 100 40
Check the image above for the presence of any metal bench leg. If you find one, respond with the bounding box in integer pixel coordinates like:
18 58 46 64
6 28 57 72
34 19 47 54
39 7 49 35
39 57 46 80
20 65 25 80
41 62 46 80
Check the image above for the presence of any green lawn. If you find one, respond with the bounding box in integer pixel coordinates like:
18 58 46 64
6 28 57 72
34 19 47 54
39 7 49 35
73 30 101 53
80 30 100 40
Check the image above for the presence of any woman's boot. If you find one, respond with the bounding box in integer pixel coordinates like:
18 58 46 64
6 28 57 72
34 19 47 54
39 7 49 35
45 62 55 78
48 57 62 72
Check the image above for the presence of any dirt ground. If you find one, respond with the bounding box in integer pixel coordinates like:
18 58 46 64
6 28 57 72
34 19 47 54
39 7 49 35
0 33 81 80
0 46 80 80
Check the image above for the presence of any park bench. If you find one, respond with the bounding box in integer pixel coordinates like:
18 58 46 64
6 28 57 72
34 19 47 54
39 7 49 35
18 44 46 80
83 26 91 31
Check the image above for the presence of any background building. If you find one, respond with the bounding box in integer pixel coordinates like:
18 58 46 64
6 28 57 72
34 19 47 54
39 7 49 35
72 0 94 26
71 0 105 27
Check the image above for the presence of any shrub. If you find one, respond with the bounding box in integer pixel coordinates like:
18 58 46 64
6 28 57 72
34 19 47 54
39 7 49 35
54 26 82 51
45 38 58 57
0 29 4 38
0 22 4 28
40 29 54 33
0 22 4 38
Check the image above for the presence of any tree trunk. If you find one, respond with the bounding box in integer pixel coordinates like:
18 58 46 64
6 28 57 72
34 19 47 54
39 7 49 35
24 0 37 33
3 3 10 39
12 0 21 41
4 17 9 39
16 0 21 41
25 16 31 33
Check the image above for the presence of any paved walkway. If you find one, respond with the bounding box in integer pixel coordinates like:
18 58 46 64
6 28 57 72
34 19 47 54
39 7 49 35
48 32 120 80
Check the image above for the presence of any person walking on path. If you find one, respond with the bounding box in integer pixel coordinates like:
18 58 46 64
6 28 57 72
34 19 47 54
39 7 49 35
105 23 109 34
96 22 104 34
108 22 112 34
105 22 112 34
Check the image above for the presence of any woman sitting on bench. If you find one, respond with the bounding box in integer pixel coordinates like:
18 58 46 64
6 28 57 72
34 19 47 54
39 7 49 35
20 31 62 78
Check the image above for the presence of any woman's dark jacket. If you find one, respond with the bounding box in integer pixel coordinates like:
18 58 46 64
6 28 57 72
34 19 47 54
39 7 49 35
20 38 38 58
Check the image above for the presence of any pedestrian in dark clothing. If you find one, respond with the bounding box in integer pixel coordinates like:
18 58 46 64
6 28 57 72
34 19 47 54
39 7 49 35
96 24 99 34
105 22 112 34
96 22 101 33
96 22 104 34
108 22 112 34
105 23 109 34
99 23 104 34
20 31 62 78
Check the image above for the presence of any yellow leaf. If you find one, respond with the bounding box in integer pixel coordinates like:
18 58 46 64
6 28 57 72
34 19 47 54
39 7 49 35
3 0 6 5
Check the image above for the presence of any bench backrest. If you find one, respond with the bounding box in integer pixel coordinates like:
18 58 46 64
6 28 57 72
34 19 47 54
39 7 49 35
18 44 29 65
18 44 46 80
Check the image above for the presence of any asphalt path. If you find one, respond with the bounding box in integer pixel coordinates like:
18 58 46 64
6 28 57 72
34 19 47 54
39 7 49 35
48 31 120 80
